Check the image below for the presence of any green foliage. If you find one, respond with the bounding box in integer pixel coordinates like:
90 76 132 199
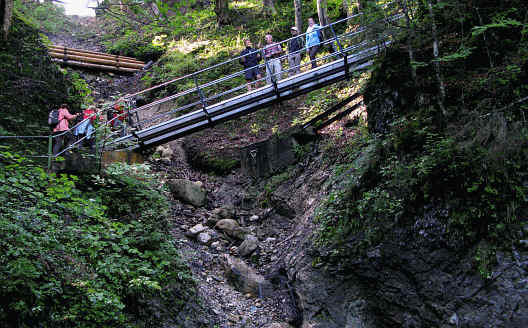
0 16 73 150
187 151 240 176
15 0 73 34
104 30 165 62
0 152 198 327
64 70 93 106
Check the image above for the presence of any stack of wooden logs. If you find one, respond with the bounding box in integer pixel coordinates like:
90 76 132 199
48 45 145 73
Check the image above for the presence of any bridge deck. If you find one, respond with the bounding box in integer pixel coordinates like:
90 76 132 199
112 42 387 149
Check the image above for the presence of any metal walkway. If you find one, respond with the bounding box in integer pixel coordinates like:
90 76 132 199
106 9 402 150
0 4 403 166
114 43 385 149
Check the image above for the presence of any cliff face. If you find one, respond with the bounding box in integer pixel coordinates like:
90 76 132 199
269 144 527 328
268 3 528 324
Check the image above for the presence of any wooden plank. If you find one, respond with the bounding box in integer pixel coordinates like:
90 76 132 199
50 45 140 62
49 47 144 64
51 58 139 73
49 51 145 69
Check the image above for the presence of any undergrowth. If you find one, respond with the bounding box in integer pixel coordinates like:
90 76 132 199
0 150 199 327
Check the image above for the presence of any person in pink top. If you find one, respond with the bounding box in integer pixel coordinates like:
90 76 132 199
53 104 79 155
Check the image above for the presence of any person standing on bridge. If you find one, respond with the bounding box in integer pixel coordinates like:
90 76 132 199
263 33 283 85
306 17 322 69
288 26 303 76
239 39 262 91
53 104 79 155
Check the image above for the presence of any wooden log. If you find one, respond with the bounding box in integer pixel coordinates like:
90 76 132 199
50 45 140 62
49 47 144 64
52 58 140 73
49 51 145 69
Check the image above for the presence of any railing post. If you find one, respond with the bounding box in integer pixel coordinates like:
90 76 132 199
47 134 53 171
194 75 212 125
329 23 349 79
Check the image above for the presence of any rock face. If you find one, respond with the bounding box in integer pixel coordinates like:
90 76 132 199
240 127 316 177
283 211 528 328
168 179 207 207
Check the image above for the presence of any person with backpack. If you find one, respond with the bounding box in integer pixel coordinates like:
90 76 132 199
74 104 98 149
239 39 262 91
306 17 322 69
52 104 79 155
112 99 128 137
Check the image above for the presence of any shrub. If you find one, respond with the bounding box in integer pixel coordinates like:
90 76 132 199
0 151 198 327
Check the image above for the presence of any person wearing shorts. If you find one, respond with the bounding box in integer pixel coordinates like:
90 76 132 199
239 39 262 91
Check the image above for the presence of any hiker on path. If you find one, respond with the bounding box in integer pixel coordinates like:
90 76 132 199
239 39 262 91
306 17 322 69
53 104 79 155
263 33 283 85
288 26 303 76
75 105 98 149
112 99 128 137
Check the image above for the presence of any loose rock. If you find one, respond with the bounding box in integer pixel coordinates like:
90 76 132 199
168 179 207 207
197 232 212 245
238 235 259 257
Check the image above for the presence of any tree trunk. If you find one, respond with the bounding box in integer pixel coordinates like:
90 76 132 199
263 0 277 16
398 0 417 84
427 0 447 116
215 0 231 25
316 0 329 38
294 0 302 33
1 0 14 41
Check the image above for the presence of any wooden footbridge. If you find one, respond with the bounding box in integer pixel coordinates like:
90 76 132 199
48 45 146 73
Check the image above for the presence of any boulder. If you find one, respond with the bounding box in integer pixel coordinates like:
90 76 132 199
154 145 173 162
168 179 207 207
197 232 212 245
212 205 235 220
224 255 271 297
215 218 239 232
215 219 249 240
238 235 259 257
189 224 206 236
207 205 235 227
262 323 294 328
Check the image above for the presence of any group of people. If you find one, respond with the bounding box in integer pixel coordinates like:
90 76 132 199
239 17 323 91
51 99 130 155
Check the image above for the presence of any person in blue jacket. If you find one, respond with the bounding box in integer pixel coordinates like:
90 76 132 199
305 17 322 69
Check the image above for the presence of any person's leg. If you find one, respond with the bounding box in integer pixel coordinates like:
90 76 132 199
288 54 296 77
245 68 253 91
52 134 63 155
265 61 271 84
294 53 301 74
309 46 319 68
255 69 262 88
272 59 282 81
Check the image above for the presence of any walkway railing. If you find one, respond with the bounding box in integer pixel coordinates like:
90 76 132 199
0 2 404 168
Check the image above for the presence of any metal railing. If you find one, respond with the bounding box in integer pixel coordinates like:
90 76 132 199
0 3 404 169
